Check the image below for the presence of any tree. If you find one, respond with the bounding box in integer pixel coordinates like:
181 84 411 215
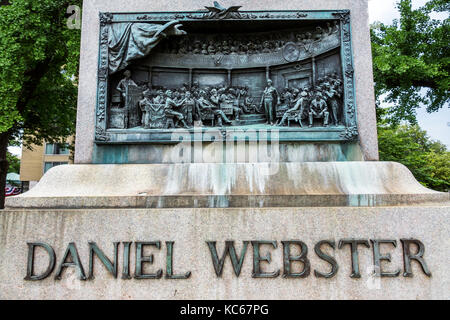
378 124 449 192
6 152 20 174
372 0 449 193
0 0 81 208
371 0 449 124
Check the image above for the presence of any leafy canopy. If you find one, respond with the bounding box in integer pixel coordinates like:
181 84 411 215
378 123 450 192
371 0 449 124
0 0 81 146
6 152 20 174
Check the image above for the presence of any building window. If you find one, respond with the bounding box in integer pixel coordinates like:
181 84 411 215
45 143 70 155
44 162 68 174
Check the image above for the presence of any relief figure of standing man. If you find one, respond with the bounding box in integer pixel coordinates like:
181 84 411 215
260 79 280 125
116 70 139 128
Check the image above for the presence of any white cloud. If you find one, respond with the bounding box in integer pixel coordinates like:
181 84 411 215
8 146 21 158
369 0 448 24
369 0 400 24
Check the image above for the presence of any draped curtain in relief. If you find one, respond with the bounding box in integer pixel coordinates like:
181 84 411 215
108 22 175 74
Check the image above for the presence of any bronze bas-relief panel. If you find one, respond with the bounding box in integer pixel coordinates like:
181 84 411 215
96 7 358 143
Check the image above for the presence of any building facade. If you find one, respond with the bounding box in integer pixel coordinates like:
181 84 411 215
19 139 73 191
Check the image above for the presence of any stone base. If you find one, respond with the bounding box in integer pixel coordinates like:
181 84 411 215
1 206 448 300
5 162 449 209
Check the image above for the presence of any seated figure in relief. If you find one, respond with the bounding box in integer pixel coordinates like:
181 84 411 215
164 90 190 129
238 87 253 114
309 93 329 127
278 90 308 127
219 88 241 121
209 89 233 126
196 89 232 127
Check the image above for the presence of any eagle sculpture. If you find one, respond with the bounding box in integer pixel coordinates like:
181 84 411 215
204 1 242 19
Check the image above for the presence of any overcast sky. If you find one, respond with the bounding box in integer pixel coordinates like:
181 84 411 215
7 0 450 157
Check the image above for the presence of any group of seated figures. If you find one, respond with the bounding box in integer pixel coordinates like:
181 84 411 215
113 71 343 129
276 72 343 127
156 22 339 56
117 77 260 129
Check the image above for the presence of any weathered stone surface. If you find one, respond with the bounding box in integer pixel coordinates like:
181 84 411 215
75 0 378 164
0 206 448 300
5 0 447 303
6 162 448 209
92 142 365 164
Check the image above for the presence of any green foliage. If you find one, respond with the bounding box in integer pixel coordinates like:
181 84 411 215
6 151 20 174
373 0 449 193
378 124 450 192
371 0 449 124
0 0 81 146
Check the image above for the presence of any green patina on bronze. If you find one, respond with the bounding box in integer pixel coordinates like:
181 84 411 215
94 5 358 152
